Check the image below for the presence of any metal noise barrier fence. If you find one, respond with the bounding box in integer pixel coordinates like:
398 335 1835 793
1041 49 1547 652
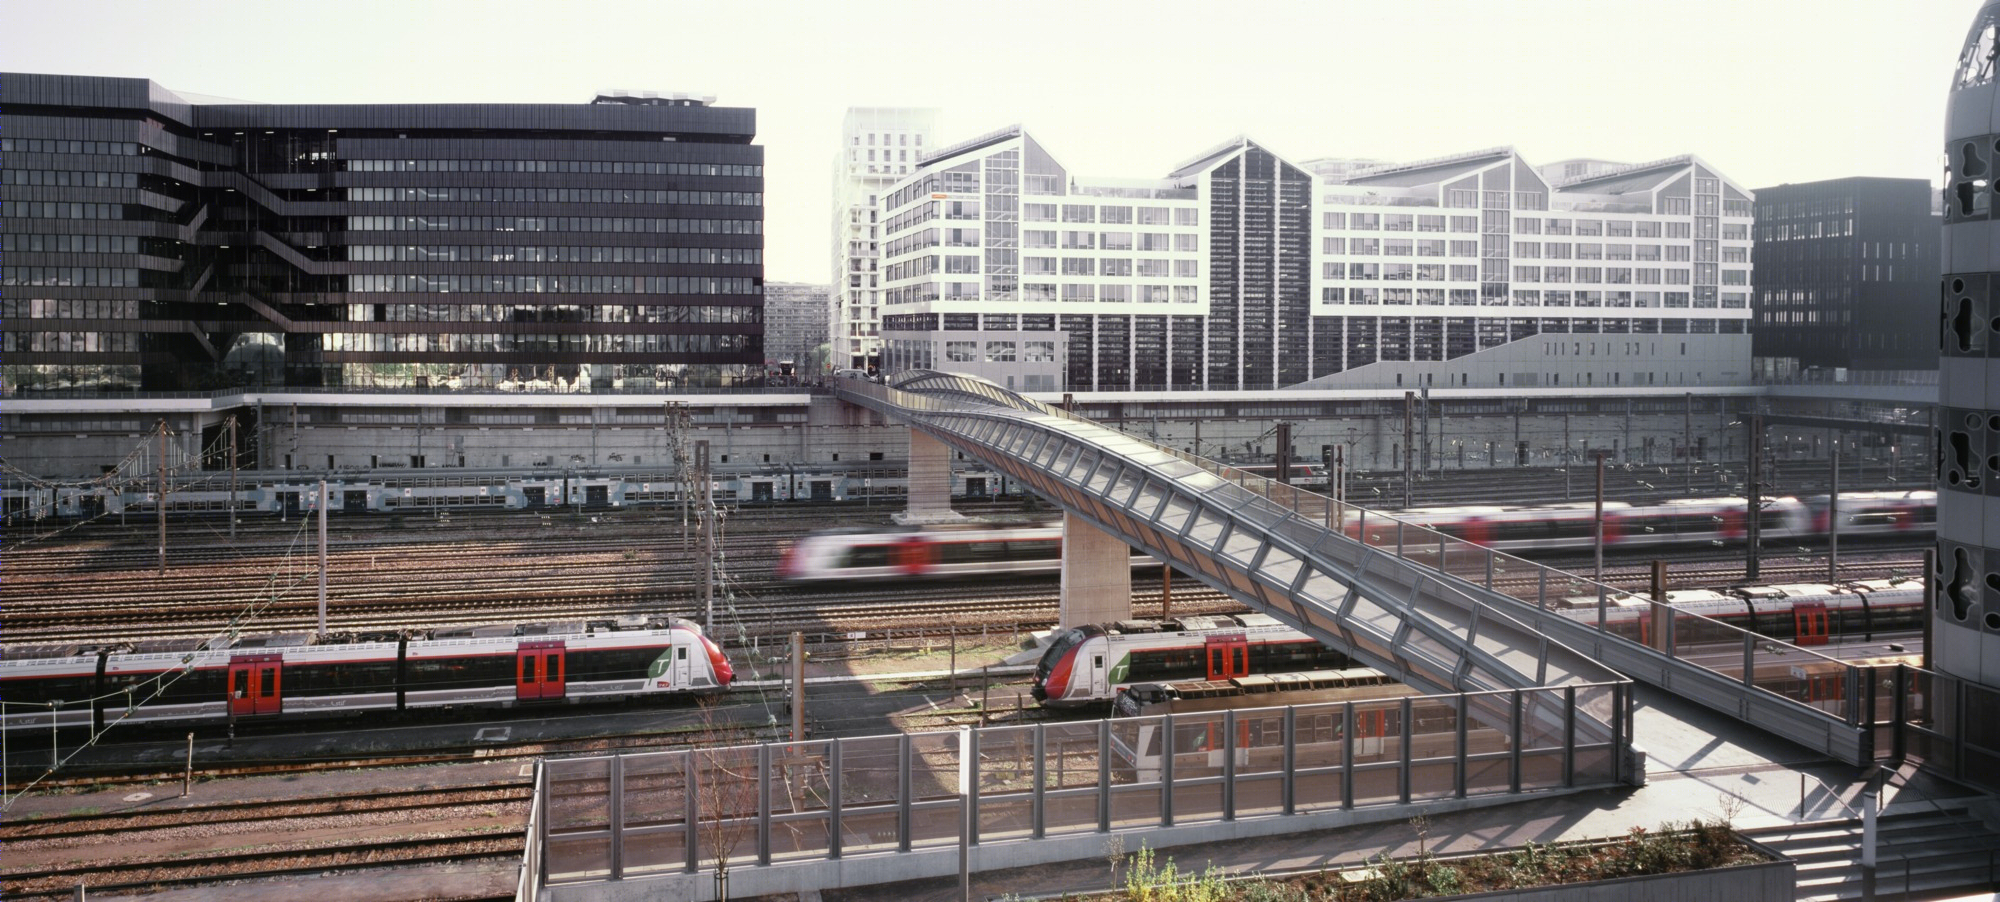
525 681 1632 899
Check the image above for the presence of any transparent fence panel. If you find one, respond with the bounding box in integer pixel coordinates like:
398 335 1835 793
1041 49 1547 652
1042 722 1106 836
1348 700 1406 807
1463 692 1518 797
767 740 833 862
1233 707 1292 819
1570 685 1618 785
545 756 614 881
1488 552 1542 605
1167 712 1227 823
620 751 690 875
1517 688 1571 791
1289 702 1349 814
1107 718 1161 829
908 731 965 850
1408 696 1464 803
975 725 1037 843
690 745 760 874
1439 536 1489 587
836 736 903 855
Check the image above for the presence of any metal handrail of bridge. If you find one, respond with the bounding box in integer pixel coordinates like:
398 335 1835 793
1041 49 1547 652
838 371 1893 766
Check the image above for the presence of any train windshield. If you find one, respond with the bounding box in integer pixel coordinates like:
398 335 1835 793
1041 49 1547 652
1036 628 1087 683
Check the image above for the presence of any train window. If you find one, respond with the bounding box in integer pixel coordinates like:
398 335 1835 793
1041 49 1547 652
678 647 688 659
288 660 398 695
843 545 892 568
1094 655 1104 669
567 647 664 681
0 674 97 705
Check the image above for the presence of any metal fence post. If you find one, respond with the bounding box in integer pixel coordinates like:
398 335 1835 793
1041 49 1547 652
1341 701 1356 809
966 728 981 845
1484 550 1494 591
1454 695 1468 799
684 751 699 874
1399 697 1414 804
610 754 626 880
757 743 772 866
898 733 913 853
1222 710 1237 821
828 739 844 860
1742 633 1757 687
1160 714 1176 827
1562 686 1577 788
1098 719 1112 833
1509 690 1523 794
1282 707 1297 816
1537 568 1548 610
1032 724 1047 839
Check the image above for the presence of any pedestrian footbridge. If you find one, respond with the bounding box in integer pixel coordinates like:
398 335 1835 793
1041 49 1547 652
836 371 1913 768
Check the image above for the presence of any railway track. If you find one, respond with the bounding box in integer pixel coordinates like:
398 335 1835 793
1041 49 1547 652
0 783 532 842
2 827 526 900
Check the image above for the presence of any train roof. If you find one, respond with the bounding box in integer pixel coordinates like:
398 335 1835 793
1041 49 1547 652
2 643 91 661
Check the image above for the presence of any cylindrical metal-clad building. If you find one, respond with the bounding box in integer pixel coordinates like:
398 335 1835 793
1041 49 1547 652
1940 7 2000 689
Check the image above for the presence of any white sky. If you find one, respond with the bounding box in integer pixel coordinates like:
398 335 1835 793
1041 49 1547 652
1 0 1976 283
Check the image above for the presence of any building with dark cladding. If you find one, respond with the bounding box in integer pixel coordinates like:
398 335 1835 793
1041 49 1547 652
1751 177 1940 375
0 72 764 394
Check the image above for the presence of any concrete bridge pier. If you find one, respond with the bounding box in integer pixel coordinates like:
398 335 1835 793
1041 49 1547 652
895 430 965 525
1059 512 1133 627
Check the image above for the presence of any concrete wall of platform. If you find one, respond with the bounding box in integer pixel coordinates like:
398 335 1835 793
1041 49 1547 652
1059 512 1132 626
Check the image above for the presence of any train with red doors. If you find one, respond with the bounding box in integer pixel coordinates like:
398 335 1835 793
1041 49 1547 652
1546 578 1925 647
1031 613 1354 708
0 617 732 732
1368 491 1933 553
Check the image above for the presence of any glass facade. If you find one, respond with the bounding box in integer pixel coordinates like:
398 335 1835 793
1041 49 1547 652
0 73 763 394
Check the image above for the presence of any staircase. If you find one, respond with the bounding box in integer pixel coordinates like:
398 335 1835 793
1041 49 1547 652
1748 805 2000 900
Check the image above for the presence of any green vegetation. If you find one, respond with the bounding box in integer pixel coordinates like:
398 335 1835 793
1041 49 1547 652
1090 817 1760 902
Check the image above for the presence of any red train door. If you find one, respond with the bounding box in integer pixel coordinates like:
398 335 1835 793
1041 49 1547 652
1205 633 1248 680
516 641 566 701
1794 601 1830 646
227 654 283 717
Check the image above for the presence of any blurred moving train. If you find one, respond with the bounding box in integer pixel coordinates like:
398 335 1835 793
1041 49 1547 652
777 491 1933 583
1368 491 1933 553
1033 576 1924 707
0 617 732 731
777 523 1168 582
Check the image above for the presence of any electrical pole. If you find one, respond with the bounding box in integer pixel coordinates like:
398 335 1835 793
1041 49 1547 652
1563 414 1572 503
1594 452 1607 584
157 419 168 576
1274 422 1292 485
1684 393 1694 494
791 631 806 742
317 479 329 638
697 439 714 629
1746 414 1763 581
228 415 239 540
1828 445 1840 583
1402 391 1415 508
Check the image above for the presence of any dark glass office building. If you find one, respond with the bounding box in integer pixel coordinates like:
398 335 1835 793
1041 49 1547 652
0 72 764 394
1751 177 1939 374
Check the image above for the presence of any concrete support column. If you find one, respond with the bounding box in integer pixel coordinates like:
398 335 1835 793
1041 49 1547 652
898 430 961 524
1060 513 1132 627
